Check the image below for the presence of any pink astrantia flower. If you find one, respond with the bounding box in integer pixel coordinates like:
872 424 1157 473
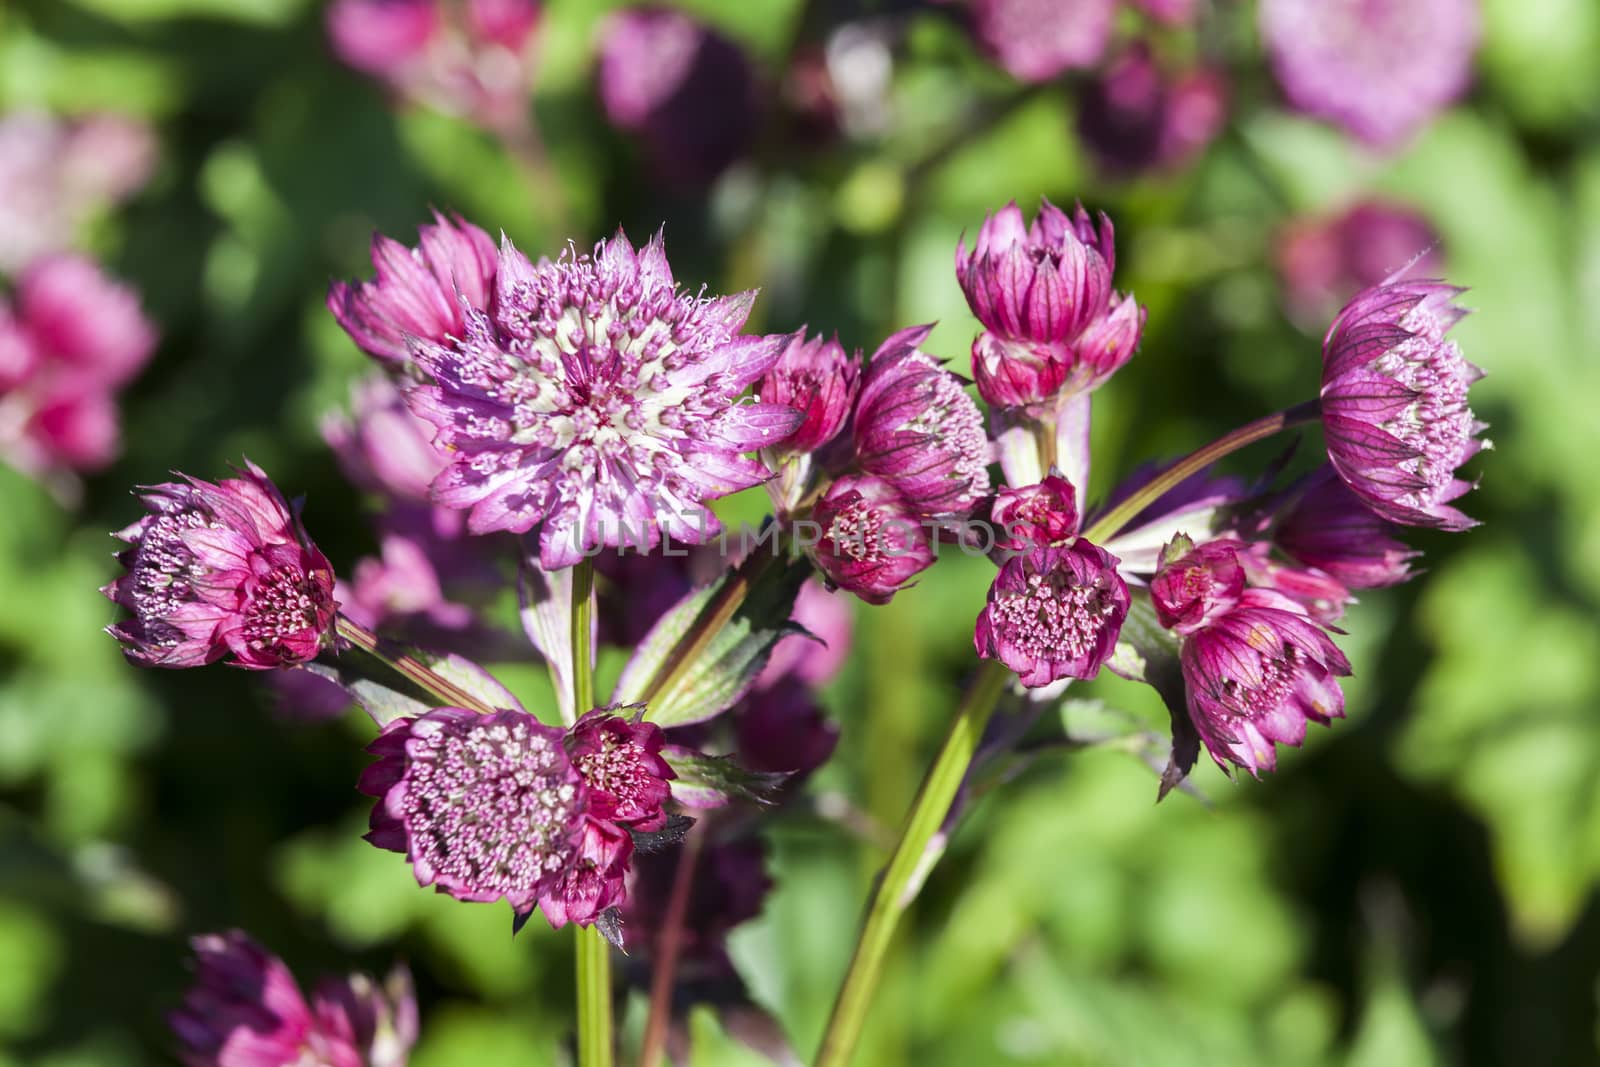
538 815 633 928
566 710 675 832
170 930 416 1067
326 0 441 79
1319 280 1485 530
596 8 759 186
757 329 859 454
104 462 337 670
1150 536 1246 636
402 227 800 567
957 199 1144 408
1276 201 1445 324
1274 465 1419 589
329 211 498 365
1179 588 1351 774
991 473 1079 549
852 325 990 517
975 539 1129 687
361 706 585 912
810 473 935 605
1260 0 1480 148
969 0 1116 83
464 0 541 54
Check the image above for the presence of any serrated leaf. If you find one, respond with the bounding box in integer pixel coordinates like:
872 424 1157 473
664 747 788 809
615 551 810 727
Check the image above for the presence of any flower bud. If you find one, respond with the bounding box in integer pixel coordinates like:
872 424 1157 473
1150 536 1246 635
810 474 934 605
758 329 859 454
991 474 1079 550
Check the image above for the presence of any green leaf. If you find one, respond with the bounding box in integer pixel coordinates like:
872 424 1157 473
664 747 787 809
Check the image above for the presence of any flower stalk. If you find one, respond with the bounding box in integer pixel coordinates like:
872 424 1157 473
814 658 1012 1067
570 559 613 1067
332 614 495 714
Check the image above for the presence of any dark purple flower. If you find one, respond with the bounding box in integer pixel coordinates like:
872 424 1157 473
1276 201 1445 324
170 930 415 1067
1076 45 1227 175
1261 0 1480 148
757 329 859 454
969 0 1116 83
1319 280 1485 529
975 539 1129 686
1274 466 1419 588
991 473 1079 549
104 463 337 670
402 227 800 567
328 211 498 365
538 816 633 929
810 474 935 605
360 707 585 912
852 326 989 517
957 200 1143 407
735 685 839 781
1180 588 1350 774
326 0 441 78
566 710 675 831
1150 537 1246 636
622 837 770 964
596 8 759 186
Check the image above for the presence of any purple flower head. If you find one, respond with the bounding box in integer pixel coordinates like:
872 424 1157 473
1076 45 1228 176
329 211 498 365
852 326 989 517
566 709 675 831
991 474 1079 550
1181 588 1351 774
975 539 1129 687
1150 536 1246 636
360 706 586 912
1275 465 1419 589
403 227 800 567
623 837 770 964
104 463 337 670
757 329 860 454
735 685 840 781
1276 201 1445 324
326 0 441 78
970 0 1116 83
538 815 633 929
1261 0 1480 148
957 200 1144 406
170 930 415 1067
464 0 541 54
323 376 450 502
810 474 935 605
596 8 759 186
1319 280 1485 529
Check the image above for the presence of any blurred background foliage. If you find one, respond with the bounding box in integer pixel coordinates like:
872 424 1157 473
0 0 1597 1064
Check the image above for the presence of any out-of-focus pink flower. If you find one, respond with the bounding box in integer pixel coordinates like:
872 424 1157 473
170 930 415 1067
975 538 1128 686
810 474 935 605
1276 201 1445 325
735 684 839 781
1179 588 1350 774
1260 0 1480 149
326 0 442 78
465 0 541 54
596 8 760 186
852 325 990 518
623 837 770 964
1275 465 1420 589
1320 280 1485 529
323 376 450 501
969 0 1116 83
758 577 853 688
1076 45 1227 176
328 211 498 366
104 462 337 670
17 254 155 387
400 226 798 567
566 710 675 832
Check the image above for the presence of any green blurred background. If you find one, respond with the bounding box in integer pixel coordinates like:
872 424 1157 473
2 0 1599 1064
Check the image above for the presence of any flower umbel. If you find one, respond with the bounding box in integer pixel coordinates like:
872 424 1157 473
566 709 675 832
104 462 336 669
974 538 1129 687
402 227 800 567
1319 280 1485 529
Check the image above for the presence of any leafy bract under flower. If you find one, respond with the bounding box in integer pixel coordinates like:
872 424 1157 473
403 228 800 568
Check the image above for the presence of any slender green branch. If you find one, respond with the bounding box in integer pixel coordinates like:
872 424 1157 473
814 659 1012 1067
569 560 611 1067
1081 400 1321 544
333 614 495 714
572 559 596 716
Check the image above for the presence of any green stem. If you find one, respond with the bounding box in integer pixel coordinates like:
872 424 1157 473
333 614 495 714
1081 400 1321 545
815 659 1012 1067
569 560 611 1067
